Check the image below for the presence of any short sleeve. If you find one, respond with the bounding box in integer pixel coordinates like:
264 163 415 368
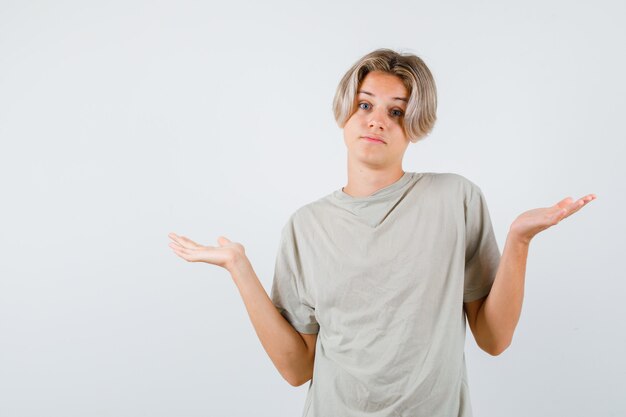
463 183 501 303
269 217 319 334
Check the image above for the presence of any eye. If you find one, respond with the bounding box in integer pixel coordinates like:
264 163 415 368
358 102 371 110
391 109 404 118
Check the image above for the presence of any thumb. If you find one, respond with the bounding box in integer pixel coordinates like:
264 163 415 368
217 236 232 246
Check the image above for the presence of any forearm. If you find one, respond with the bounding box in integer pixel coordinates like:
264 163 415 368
228 255 313 386
477 230 529 354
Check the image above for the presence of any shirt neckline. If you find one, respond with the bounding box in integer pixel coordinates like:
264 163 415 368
332 171 415 203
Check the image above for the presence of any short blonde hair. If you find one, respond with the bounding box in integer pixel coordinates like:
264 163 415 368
332 48 437 143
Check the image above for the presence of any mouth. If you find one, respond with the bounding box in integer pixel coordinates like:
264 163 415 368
361 136 386 144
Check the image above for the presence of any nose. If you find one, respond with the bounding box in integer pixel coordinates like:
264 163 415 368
368 108 388 130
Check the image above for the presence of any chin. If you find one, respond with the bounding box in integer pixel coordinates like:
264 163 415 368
352 151 388 166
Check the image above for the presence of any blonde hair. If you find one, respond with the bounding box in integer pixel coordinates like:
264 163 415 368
332 48 438 143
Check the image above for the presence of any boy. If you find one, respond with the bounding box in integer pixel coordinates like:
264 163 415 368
168 48 595 416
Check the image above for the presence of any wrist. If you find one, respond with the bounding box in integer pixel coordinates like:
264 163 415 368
507 225 532 246
227 252 251 276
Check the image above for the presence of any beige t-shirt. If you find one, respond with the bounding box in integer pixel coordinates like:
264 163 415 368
270 172 501 417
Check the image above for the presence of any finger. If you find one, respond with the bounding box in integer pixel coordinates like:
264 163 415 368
169 233 199 249
168 233 185 245
563 200 584 219
555 197 574 209
169 243 190 259
169 242 183 249
217 236 231 246
564 194 597 218
170 244 197 262
170 244 188 260
553 207 568 223
555 193 597 220
171 248 189 261
178 235 201 248
168 242 185 249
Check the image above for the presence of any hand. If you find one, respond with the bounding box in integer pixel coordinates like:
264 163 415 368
509 193 597 244
168 233 246 271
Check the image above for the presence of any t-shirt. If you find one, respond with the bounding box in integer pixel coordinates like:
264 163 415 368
269 171 501 417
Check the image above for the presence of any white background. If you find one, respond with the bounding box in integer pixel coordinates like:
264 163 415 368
1 1 624 416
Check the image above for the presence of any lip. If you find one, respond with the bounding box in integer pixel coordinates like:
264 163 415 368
361 135 386 144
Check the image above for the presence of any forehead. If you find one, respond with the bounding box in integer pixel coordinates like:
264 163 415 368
358 71 408 101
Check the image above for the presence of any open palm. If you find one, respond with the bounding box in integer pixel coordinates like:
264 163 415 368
168 233 245 270
510 194 596 244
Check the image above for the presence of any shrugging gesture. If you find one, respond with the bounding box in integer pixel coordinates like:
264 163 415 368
509 194 597 244
466 192 597 356
168 233 245 271
167 231 317 386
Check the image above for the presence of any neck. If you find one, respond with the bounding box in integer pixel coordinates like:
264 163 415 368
342 159 405 197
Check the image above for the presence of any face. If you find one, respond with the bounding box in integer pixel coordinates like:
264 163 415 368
343 70 411 170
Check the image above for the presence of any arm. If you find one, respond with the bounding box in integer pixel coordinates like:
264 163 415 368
464 232 528 356
168 233 317 386
464 193 596 356
229 255 317 386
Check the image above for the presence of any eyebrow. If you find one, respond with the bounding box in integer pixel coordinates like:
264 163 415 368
357 90 408 102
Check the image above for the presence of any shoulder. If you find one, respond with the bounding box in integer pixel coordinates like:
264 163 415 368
422 172 482 198
282 196 331 230
429 172 477 187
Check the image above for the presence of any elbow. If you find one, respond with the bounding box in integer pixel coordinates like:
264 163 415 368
281 360 314 387
277 342 316 386
486 346 505 356
287 374 312 387
283 366 313 387
485 339 512 356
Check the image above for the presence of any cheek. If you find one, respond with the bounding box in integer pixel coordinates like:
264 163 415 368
343 114 360 131
344 112 357 125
